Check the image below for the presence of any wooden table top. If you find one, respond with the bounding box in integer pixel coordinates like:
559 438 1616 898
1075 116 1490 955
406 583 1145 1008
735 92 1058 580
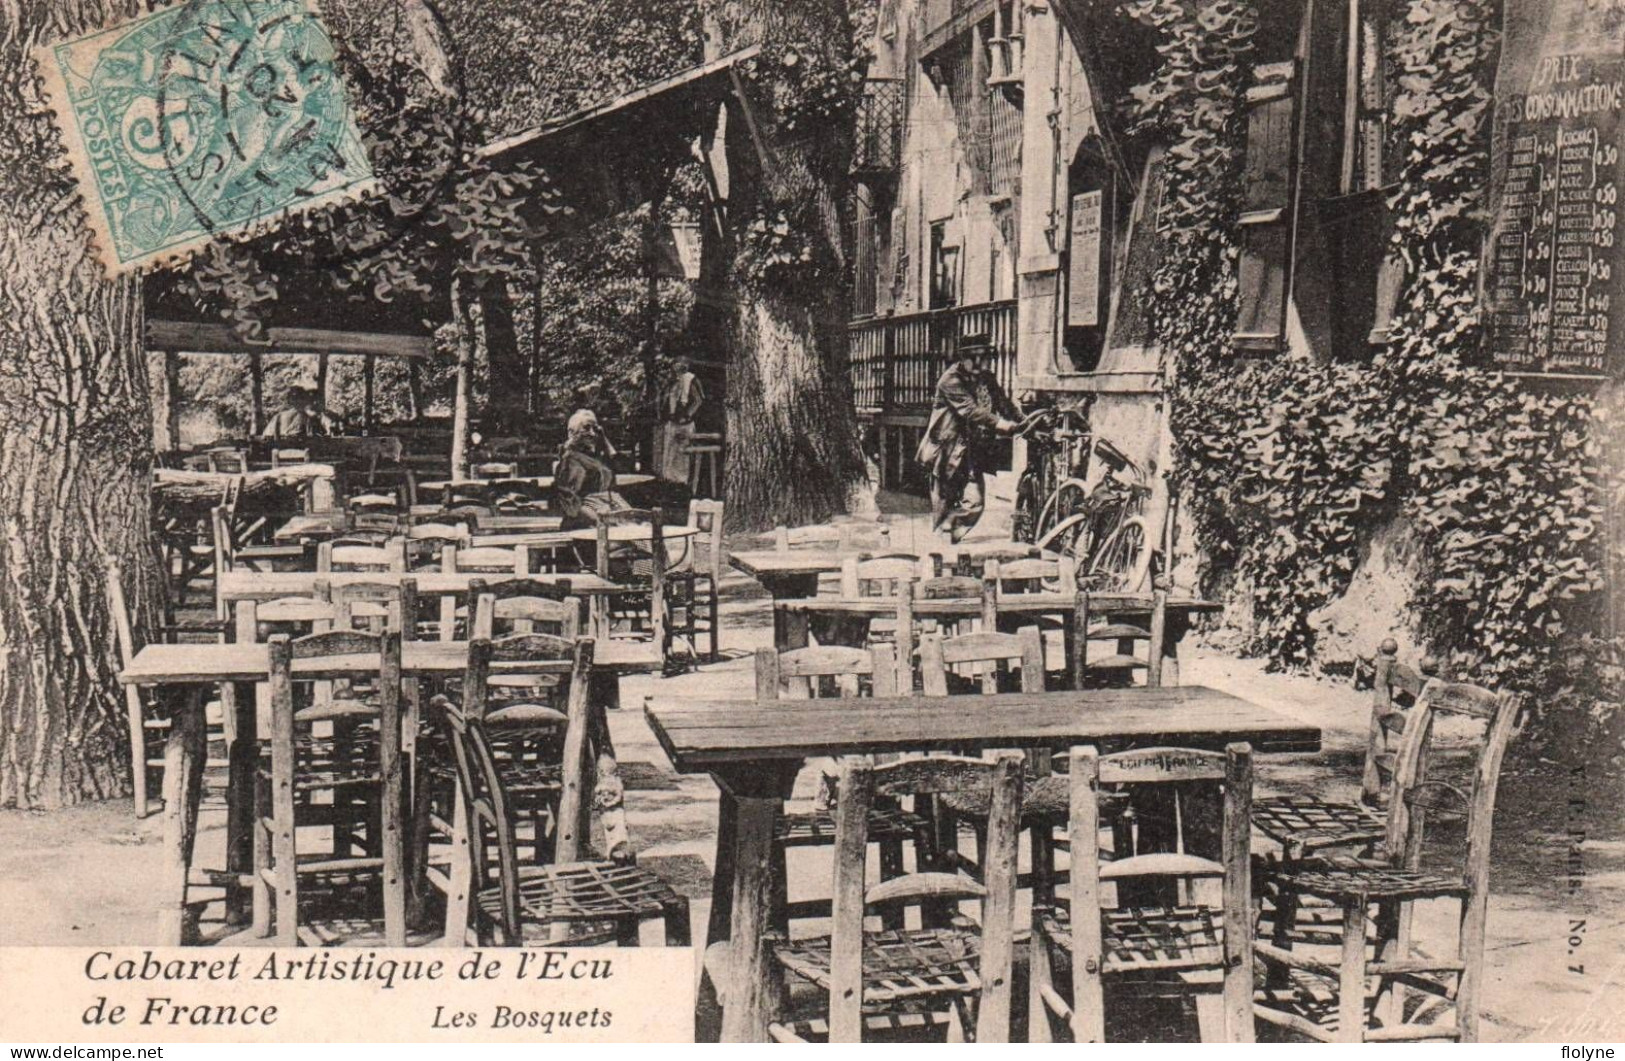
645 687 1321 771
121 638 661 685
416 473 654 493
731 541 1065 580
774 592 1222 616
566 523 700 543
217 569 626 600
275 512 566 542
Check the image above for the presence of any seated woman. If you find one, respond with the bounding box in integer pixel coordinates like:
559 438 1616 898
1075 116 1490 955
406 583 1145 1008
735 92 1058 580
551 409 628 530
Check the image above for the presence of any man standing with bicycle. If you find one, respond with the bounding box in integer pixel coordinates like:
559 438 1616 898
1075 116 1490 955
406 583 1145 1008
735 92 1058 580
916 333 1027 543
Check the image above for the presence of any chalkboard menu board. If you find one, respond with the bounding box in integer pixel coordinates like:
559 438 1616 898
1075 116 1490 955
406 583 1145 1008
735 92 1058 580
1483 7 1625 378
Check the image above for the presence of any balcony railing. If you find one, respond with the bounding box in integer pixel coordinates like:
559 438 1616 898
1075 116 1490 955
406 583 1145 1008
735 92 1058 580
849 300 1018 414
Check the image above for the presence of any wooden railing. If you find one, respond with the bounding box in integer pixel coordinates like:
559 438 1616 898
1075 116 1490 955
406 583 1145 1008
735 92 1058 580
848 300 1018 415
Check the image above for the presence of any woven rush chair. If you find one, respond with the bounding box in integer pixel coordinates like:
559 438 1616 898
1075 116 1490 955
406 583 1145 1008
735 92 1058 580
445 543 527 576
1252 678 1521 1043
891 573 994 679
421 634 608 942
592 508 668 652
762 752 1026 1043
1029 743 1256 1043
318 538 407 574
253 629 408 946
753 645 931 930
1252 641 1437 865
107 558 232 819
405 522 469 573
1065 586 1169 690
668 499 725 662
919 627 1068 905
434 678 690 948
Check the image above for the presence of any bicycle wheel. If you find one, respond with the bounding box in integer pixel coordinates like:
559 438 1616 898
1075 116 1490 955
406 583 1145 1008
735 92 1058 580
1036 479 1090 547
1087 515 1151 594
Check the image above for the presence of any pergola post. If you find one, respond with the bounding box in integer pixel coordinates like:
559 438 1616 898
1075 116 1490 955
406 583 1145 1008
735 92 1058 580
163 350 181 451
363 353 376 435
249 352 265 434
450 279 476 480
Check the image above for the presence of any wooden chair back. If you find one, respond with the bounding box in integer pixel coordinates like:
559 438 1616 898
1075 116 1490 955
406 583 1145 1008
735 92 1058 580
1360 639 1440 804
319 538 406 573
1383 676 1521 876
330 578 414 633
348 490 403 513
437 636 606 933
754 643 897 701
457 632 585 721
918 627 1045 696
686 499 725 579
989 556 1076 596
839 553 934 598
444 544 525 575
1061 742 1255 1042
436 503 493 526
821 751 1025 1042
271 447 310 468
267 629 405 939
473 593 581 639
473 461 518 480
444 483 494 509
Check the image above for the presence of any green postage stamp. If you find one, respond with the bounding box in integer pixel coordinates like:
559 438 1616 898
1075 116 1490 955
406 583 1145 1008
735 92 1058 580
36 0 375 274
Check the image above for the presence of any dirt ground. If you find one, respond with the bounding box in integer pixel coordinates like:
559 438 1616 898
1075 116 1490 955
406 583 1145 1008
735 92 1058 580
2 495 1621 1043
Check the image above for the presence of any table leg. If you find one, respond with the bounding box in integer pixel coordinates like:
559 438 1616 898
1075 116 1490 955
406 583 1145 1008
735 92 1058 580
224 679 257 926
696 789 738 1043
715 766 797 1043
764 574 818 651
1163 610 1190 687
158 686 207 946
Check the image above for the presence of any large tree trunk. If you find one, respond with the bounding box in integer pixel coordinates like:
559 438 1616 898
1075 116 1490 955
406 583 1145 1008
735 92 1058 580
719 1 868 530
0 0 160 808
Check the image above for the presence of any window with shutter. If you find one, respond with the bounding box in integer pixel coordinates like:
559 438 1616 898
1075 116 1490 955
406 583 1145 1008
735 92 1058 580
1235 63 1298 351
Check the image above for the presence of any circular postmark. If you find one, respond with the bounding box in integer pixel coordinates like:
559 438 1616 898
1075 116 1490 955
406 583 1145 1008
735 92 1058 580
148 0 365 238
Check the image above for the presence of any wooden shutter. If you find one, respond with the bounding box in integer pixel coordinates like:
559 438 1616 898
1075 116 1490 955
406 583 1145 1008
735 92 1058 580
1234 62 1298 350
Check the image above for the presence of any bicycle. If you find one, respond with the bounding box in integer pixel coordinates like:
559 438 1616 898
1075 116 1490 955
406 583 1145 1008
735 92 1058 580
1013 406 1156 594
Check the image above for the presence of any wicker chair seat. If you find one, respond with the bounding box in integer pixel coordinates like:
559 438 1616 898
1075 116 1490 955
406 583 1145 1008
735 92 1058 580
938 773 1071 824
1269 856 1467 902
775 805 926 847
770 1010 951 1043
1251 795 1386 851
258 732 381 791
475 861 682 924
1038 904 1227 974
772 925 983 1004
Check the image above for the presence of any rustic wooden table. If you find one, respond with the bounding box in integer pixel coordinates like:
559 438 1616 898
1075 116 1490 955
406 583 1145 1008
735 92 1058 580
121 637 661 946
645 687 1320 1042
773 591 1222 684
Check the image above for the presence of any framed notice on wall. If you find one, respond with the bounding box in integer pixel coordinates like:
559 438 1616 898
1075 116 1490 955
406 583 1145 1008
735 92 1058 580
1482 3 1625 378
1068 189 1103 327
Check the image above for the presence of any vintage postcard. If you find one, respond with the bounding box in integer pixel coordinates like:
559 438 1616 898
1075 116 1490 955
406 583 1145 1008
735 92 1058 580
0 0 1621 1047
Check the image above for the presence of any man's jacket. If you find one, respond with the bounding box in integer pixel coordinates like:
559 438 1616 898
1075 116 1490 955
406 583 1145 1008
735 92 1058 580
914 360 1018 478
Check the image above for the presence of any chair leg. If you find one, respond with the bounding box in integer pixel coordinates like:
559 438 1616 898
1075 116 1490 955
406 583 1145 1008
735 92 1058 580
1027 920 1057 1043
1373 899 1405 1028
441 796 473 947
1030 824 1055 907
127 692 150 818
770 843 790 935
663 897 692 946
879 836 905 932
1338 899 1368 1042
1193 991 1225 1043
252 773 272 937
616 918 642 946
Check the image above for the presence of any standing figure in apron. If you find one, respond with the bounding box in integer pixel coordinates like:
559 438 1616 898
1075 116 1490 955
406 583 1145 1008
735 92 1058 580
656 356 705 484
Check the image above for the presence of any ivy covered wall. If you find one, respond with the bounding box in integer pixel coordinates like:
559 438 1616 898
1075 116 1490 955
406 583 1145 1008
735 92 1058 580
1115 0 1618 746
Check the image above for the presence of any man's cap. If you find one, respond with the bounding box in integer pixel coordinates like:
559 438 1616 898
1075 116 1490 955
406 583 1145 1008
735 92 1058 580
958 333 996 356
